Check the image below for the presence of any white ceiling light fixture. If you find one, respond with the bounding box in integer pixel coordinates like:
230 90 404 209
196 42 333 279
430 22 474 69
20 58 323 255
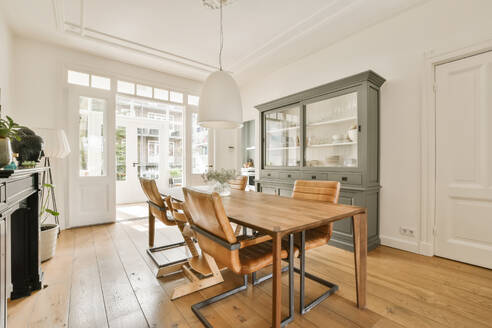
198 0 243 129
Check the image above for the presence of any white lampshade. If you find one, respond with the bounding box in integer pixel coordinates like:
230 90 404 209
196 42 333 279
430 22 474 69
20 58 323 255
198 70 243 129
35 128 71 159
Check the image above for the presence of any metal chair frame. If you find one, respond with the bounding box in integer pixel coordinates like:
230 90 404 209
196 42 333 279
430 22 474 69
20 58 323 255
191 228 296 328
146 200 191 274
251 231 339 314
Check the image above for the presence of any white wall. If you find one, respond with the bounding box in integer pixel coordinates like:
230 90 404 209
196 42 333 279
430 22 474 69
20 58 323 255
11 36 202 229
0 13 12 117
239 0 492 254
213 128 239 171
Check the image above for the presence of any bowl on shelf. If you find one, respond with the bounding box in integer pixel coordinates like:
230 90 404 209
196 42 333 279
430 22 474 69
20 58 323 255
332 134 344 143
347 128 358 142
325 155 341 166
344 158 357 167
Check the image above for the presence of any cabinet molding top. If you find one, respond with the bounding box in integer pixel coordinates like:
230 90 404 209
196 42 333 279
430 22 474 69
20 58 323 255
255 70 385 112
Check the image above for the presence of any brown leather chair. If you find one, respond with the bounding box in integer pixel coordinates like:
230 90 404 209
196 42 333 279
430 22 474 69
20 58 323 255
140 178 198 277
292 180 341 314
228 175 248 235
139 178 178 247
182 187 297 327
228 175 248 191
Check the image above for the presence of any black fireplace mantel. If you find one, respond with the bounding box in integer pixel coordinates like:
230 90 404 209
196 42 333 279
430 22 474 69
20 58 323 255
0 167 46 310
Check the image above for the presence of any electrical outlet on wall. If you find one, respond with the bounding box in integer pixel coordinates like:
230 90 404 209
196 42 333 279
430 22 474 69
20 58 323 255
399 227 415 238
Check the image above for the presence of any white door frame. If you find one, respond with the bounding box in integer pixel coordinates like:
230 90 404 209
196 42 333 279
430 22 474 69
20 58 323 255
68 86 116 227
420 38 492 256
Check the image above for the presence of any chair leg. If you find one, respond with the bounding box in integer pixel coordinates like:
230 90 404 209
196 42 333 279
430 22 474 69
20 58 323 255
192 235 295 327
251 266 289 286
192 274 249 328
297 230 339 315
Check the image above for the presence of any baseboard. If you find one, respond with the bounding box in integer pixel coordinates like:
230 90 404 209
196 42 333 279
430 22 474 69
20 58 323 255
380 235 419 253
418 241 434 256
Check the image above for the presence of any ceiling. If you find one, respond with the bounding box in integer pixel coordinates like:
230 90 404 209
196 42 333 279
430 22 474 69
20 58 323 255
0 0 428 84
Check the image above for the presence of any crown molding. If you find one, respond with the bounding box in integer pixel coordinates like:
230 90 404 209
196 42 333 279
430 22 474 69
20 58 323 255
55 0 219 76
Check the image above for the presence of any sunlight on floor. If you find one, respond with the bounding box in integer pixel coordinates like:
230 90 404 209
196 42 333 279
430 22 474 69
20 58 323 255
116 202 147 221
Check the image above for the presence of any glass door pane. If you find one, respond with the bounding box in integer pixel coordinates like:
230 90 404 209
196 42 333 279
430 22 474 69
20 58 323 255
115 95 184 186
191 112 209 174
79 96 107 176
137 128 160 179
305 92 358 168
264 106 300 167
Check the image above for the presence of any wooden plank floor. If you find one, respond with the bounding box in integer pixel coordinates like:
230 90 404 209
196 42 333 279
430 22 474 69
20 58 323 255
7 219 492 328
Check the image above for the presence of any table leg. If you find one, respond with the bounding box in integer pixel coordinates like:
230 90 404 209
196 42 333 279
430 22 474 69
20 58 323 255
352 212 367 309
149 207 155 248
272 232 282 328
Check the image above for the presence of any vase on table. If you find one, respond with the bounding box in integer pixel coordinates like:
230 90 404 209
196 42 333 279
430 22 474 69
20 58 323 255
213 181 231 196
0 137 12 168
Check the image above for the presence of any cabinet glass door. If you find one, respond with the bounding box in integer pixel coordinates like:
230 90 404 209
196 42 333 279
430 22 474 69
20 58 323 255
264 106 300 167
305 92 358 168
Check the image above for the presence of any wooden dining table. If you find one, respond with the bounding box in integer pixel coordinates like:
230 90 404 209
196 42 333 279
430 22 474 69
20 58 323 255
168 188 367 328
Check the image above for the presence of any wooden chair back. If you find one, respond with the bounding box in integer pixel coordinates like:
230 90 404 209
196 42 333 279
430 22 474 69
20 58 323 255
228 175 248 191
182 187 241 274
292 180 341 237
139 178 176 226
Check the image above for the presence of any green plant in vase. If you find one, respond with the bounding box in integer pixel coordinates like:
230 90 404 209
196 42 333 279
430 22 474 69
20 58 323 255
0 116 24 168
39 182 60 262
40 183 60 224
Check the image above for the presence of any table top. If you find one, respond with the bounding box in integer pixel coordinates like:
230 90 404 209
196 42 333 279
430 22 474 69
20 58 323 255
167 187 366 236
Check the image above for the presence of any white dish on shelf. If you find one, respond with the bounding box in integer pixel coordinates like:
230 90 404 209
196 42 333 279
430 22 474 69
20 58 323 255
332 134 344 142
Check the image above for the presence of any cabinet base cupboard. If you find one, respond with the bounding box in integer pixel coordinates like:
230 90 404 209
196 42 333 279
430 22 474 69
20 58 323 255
255 71 385 252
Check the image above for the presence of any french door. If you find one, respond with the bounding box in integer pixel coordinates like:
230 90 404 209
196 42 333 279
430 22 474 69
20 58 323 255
435 50 492 269
186 109 214 185
68 87 116 227
116 117 169 204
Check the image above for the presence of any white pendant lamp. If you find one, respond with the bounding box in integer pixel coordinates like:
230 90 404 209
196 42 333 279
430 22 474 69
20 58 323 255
198 0 242 129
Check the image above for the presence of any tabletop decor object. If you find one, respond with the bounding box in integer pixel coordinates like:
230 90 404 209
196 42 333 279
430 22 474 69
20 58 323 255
0 116 24 168
201 168 236 196
11 127 43 165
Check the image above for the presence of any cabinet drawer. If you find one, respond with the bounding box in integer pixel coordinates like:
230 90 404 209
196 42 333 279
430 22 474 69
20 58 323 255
261 185 277 195
279 171 300 180
278 187 293 197
262 171 279 179
301 172 328 181
328 173 362 185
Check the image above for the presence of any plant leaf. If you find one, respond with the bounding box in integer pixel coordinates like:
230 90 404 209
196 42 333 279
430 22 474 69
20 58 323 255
45 209 60 216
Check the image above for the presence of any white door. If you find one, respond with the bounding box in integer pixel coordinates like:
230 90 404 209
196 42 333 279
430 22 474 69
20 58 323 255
116 117 169 204
186 110 214 185
435 51 492 269
68 87 116 227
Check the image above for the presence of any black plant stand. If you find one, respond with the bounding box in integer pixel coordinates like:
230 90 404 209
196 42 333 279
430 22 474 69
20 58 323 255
40 157 59 233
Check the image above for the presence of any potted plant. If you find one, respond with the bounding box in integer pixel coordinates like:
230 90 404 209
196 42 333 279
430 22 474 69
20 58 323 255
39 183 60 262
0 116 23 168
201 168 236 196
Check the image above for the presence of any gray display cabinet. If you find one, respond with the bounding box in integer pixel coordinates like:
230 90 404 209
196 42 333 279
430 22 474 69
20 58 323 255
255 71 385 252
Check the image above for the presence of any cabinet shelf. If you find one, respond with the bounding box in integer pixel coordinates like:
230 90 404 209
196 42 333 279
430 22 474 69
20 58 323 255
307 116 357 127
307 141 357 148
267 146 299 151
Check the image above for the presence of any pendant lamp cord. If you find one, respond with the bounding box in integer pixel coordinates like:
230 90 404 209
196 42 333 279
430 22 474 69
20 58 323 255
219 0 223 71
